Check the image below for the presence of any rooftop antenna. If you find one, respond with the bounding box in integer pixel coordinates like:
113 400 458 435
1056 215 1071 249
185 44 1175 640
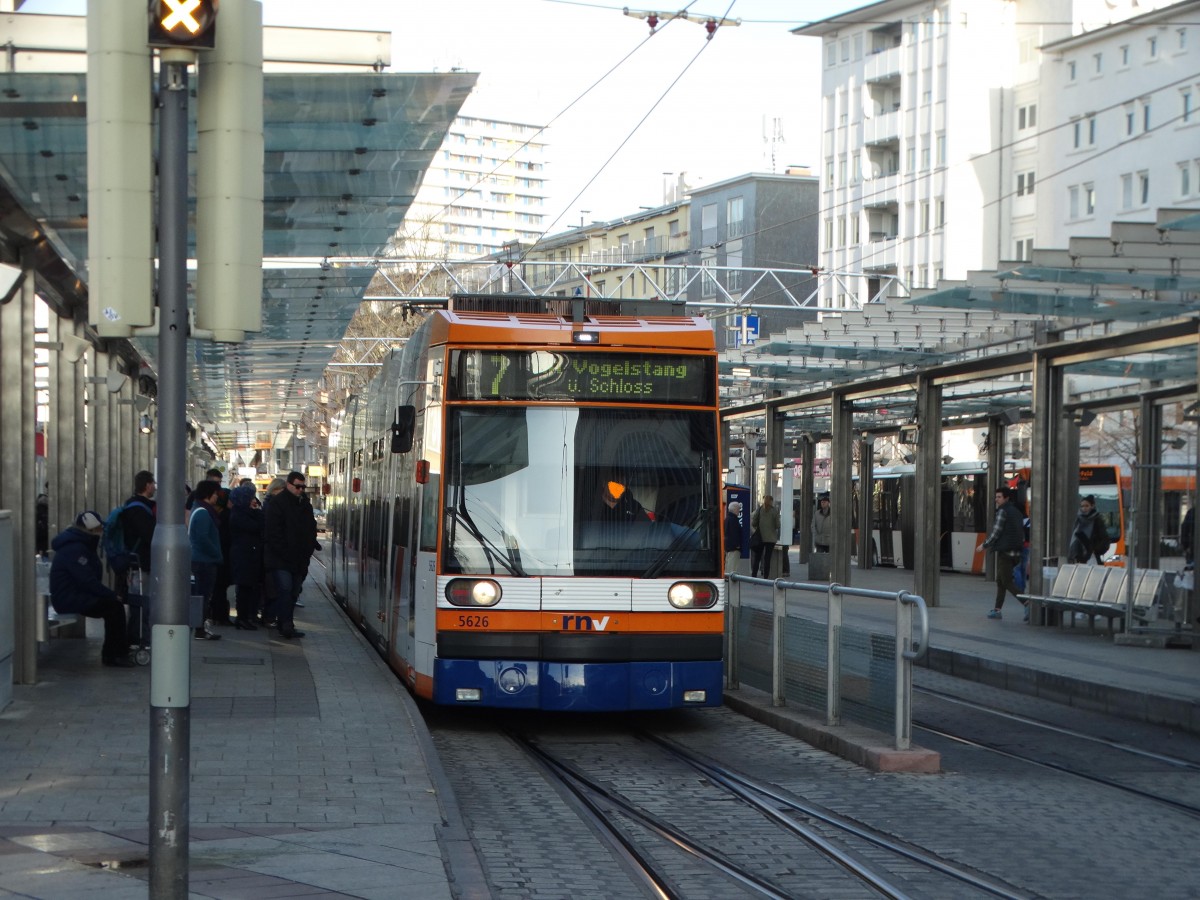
763 116 784 174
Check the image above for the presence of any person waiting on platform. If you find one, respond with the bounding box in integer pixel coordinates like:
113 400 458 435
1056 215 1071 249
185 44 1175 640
1069 495 1110 565
724 501 743 575
976 487 1030 621
49 511 135 668
750 494 781 578
813 493 832 553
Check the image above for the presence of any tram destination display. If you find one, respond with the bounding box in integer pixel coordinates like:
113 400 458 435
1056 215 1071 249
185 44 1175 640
449 350 714 405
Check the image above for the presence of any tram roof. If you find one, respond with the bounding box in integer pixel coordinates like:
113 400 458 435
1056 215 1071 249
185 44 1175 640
427 310 715 350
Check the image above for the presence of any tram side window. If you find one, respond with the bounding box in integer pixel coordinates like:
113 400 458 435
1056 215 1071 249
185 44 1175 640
419 474 440 552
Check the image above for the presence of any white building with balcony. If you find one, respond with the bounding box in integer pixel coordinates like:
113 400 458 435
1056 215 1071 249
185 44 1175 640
792 0 1185 306
393 115 548 260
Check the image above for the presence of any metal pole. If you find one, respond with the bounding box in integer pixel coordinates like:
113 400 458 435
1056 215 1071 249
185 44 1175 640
149 56 194 899
771 581 786 706
826 582 841 726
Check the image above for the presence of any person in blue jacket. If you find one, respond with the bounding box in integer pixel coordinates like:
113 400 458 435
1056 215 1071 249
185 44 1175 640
188 480 224 641
49 510 134 667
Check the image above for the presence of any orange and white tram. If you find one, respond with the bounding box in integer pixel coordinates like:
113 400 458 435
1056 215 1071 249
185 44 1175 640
326 303 725 710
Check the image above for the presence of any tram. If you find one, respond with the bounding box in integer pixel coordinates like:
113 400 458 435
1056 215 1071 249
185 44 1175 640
325 301 724 711
860 460 1125 574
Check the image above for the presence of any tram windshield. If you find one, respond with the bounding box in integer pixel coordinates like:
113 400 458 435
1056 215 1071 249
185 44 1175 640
442 407 719 577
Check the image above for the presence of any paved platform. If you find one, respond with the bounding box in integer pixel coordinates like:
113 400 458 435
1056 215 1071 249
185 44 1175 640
737 555 1200 736
5 560 1199 896
0 570 488 900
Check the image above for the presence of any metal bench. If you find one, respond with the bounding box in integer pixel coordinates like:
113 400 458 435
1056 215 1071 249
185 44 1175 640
40 593 80 641
1020 564 1166 634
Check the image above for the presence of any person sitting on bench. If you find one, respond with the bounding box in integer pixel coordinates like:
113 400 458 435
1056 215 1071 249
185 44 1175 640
49 510 135 668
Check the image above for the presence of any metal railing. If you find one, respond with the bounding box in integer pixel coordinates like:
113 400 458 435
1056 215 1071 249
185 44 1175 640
725 573 928 750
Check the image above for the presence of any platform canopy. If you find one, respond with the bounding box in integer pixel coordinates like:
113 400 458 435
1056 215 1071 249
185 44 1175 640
0 13 477 451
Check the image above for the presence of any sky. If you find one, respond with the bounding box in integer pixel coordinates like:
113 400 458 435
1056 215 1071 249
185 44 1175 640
27 0 860 232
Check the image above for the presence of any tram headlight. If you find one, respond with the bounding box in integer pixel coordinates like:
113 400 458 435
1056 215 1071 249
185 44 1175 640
667 581 716 609
445 578 502 607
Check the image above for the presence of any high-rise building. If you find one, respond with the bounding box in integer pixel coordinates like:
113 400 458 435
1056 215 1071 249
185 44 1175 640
792 0 1187 306
393 115 548 260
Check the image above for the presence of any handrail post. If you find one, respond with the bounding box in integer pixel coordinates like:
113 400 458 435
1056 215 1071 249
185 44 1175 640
895 591 914 750
725 577 739 690
827 581 842 726
772 580 786 706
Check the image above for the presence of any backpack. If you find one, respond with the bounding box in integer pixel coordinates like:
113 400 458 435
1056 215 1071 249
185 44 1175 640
102 502 139 574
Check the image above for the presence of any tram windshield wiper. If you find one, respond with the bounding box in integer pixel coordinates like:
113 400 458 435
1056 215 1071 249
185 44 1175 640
445 505 527 577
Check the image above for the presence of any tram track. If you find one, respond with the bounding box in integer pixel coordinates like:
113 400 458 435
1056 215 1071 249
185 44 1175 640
508 726 1034 900
913 684 1200 819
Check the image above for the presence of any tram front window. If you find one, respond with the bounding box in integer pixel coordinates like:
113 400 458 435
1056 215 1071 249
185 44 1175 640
443 407 719 577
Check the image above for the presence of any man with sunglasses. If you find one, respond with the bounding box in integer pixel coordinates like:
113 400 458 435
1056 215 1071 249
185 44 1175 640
264 471 318 639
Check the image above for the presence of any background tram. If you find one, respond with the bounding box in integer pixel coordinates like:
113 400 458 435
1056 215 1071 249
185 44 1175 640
855 460 1126 574
326 304 725 711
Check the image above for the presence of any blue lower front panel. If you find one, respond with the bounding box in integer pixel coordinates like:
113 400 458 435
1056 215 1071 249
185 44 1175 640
433 658 723 711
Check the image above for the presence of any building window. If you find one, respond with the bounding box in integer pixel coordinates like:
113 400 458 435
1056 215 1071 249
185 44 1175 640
1126 106 1136 135
1015 237 1033 261
936 133 946 165
1068 60 1077 81
1183 89 1193 123
851 215 861 244
921 147 930 170
1120 44 1130 66
668 219 680 236
1180 162 1192 197
1085 183 1095 215
1017 171 1035 196
841 38 850 61
1144 101 1152 131
1093 52 1102 74
1073 119 1082 149
1139 171 1150 205
920 202 930 232
1017 104 1037 130
837 216 846 247
1121 173 1133 209
824 218 833 247
1069 185 1080 219
825 158 834 186
838 156 847 184
727 196 744 239
1088 115 1097 145
1178 27 1188 51
701 204 717 244
906 147 916 171
1148 35 1158 58
826 42 836 67
936 199 945 226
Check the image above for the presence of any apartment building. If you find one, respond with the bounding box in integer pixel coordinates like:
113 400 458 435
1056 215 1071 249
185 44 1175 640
521 202 692 301
792 0 1180 306
1035 0 1200 250
393 115 548 260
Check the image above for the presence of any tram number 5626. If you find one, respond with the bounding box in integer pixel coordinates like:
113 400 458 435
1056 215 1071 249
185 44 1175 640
457 615 490 628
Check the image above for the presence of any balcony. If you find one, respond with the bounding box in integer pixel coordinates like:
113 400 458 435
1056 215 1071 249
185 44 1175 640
861 235 898 270
864 45 902 83
863 110 900 146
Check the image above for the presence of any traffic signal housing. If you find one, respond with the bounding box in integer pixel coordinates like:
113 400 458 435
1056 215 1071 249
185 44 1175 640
148 0 218 50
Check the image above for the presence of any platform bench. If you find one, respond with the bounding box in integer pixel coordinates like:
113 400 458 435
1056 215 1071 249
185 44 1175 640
1019 564 1166 634
41 593 80 641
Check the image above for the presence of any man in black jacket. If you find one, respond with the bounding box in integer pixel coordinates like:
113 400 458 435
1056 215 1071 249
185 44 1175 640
977 487 1030 621
121 470 157 584
264 471 317 639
